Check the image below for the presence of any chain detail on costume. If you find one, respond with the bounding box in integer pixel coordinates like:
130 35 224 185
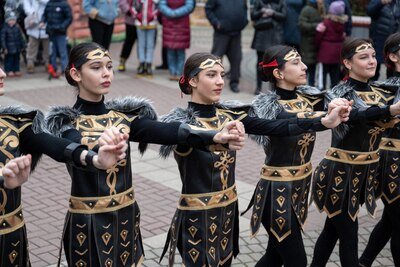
298 134 316 165
0 205 24 235
214 152 235 190
368 127 386 152
69 187 135 214
106 159 127 195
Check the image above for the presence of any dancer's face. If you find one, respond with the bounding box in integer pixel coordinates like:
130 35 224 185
0 68 6 96
344 47 377 82
190 64 225 105
276 56 308 90
72 56 113 102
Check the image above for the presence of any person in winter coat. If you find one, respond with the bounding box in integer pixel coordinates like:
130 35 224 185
41 0 72 77
315 0 346 89
82 0 119 49
251 0 286 95
1 11 25 76
205 0 248 93
132 0 159 76
367 0 399 80
117 0 138 72
283 0 305 50
298 0 323 86
158 0 194 81
324 0 352 35
23 0 49 73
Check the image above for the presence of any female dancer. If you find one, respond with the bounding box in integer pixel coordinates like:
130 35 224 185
0 65 129 266
243 44 395 267
311 38 400 267
45 42 243 267
159 52 349 267
359 32 400 267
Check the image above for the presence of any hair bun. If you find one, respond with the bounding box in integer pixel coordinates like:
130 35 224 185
179 76 192 95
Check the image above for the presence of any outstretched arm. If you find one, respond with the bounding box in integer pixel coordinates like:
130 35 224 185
1 155 31 189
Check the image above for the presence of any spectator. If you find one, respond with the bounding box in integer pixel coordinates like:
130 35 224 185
1 11 25 76
82 0 119 49
23 0 49 74
367 0 399 80
133 0 159 76
315 0 346 89
250 0 286 94
298 0 323 86
159 0 195 81
283 0 305 50
324 0 352 35
118 0 138 72
41 0 72 77
205 0 248 93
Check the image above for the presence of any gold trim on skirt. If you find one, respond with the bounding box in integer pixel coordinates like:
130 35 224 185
178 184 237 211
379 137 400 152
0 205 25 235
260 162 312 182
69 187 135 214
324 147 379 165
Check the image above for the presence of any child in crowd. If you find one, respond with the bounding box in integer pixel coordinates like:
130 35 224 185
133 0 159 77
41 0 72 78
315 0 347 89
1 11 25 77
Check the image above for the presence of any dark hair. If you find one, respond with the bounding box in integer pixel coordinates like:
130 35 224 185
179 52 221 95
340 38 374 75
65 42 108 87
384 33 400 70
259 45 293 84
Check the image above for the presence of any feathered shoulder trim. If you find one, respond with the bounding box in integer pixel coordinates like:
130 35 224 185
326 80 367 109
296 85 325 97
46 106 80 137
0 106 45 134
105 96 157 120
372 77 400 104
216 100 251 114
159 107 197 158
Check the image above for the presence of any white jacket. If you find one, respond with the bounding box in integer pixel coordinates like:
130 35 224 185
23 0 49 39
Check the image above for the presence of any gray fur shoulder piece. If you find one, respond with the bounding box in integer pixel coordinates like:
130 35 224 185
371 76 400 92
296 85 325 96
216 100 251 112
159 107 198 158
105 96 157 121
248 92 282 148
0 106 45 134
326 80 367 109
46 106 80 137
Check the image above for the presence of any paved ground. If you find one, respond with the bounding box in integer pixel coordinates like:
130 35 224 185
1 25 394 266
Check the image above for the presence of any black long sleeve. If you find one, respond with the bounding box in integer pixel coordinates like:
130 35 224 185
20 126 83 163
346 105 392 124
130 118 217 146
242 115 327 136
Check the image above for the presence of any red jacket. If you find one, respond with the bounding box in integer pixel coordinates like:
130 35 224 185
315 15 347 64
160 0 193 49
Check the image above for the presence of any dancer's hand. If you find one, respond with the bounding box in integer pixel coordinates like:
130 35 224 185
322 105 349 128
93 127 129 169
328 98 353 121
2 154 32 189
213 121 245 150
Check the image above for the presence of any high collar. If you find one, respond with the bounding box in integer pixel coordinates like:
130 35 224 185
274 86 298 100
73 96 107 115
393 71 400 77
188 101 216 118
348 77 371 92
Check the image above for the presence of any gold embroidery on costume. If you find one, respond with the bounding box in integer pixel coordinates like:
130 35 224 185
278 98 311 113
214 152 235 189
120 251 130 265
106 159 127 195
298 134 316 164
368 127 385 151
75 259 87 267
356 87 394 106
188 248 200 263
76 232 86 246
0 188 7 214
9 250 18 264
102 232 112 246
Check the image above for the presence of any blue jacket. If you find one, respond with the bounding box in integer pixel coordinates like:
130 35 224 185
1 24 25 53
83 0 119 25
158 0 194 18
42 0 72 36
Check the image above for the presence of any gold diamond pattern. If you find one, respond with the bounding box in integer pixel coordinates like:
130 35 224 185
353 178 360 187
351 196 357 207
105 259 113 267
367 194 373 206
275 217 286 230
188 226 198 238
120 230 128 241
208 247 216 260
9 250 17 264
252 213 259 225
75 260 87 267
317 190 323 200
391 163 398 173
256 193 261 203
334 176 343 186
102 232 112 246
120 251 130 265
76 232 87 247
276 196 285 207
319 172 325 181
221 237 229 250
389 182 397 193
292 192 298 203
209 223 217 235
330 194 339 205
188 248 200 263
